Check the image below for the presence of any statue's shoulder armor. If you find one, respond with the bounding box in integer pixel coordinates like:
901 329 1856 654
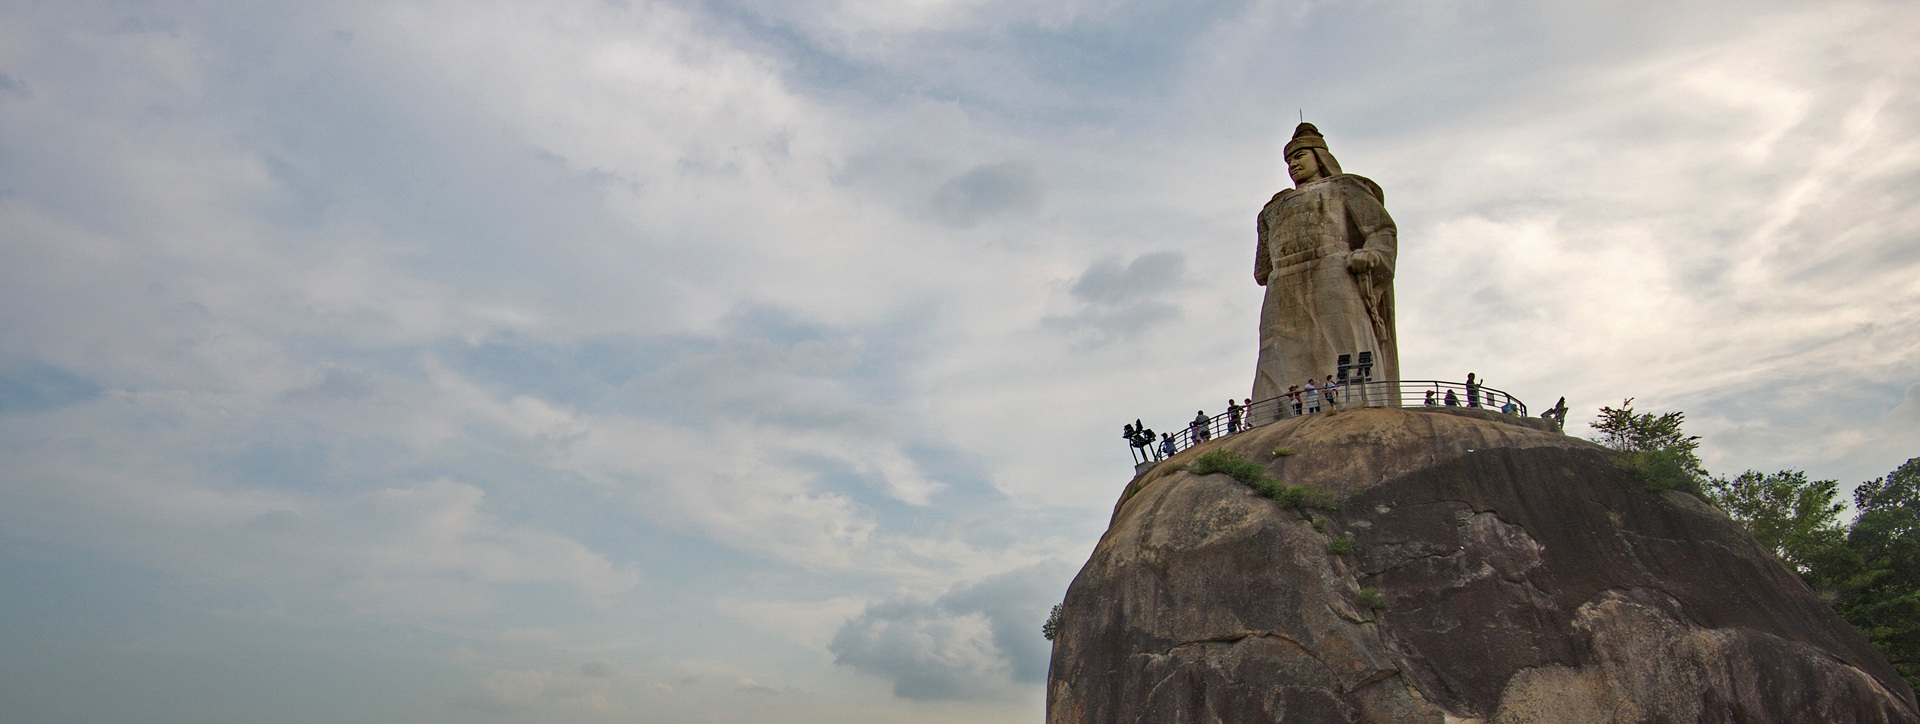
1262 188 1295 214
1327 174 1385 203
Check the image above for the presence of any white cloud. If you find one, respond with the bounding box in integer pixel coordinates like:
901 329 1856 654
1043 250 1188 346
830 561 1068 699
1364 4 1920 484
715 594 870 653
470 666 618 714
0 419 638 616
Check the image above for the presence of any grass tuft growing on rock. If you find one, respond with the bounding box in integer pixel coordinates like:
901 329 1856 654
1271 483 1338 512
1327 536 1354 554
1192 450 1270 486
1358 587 1390 610
1192 450 1338 512
1271 447 1298 458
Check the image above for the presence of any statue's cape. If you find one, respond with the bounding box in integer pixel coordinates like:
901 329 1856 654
1267 174 1385 205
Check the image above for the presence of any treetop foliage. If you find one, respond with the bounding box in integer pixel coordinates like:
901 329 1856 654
1702 470 1845 575
1590 398 1702 456
1856 457 1920 514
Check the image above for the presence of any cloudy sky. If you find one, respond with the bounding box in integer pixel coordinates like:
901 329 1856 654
3 0 1918 721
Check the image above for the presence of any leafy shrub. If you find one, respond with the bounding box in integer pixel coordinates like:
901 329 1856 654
1358 587 1390 610
1590 399 1707 495
1327 536 1355 554
1614 449 1705 495
1042 603 1064 641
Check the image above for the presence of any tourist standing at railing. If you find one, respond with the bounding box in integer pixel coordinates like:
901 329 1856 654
1303 378 1321 413
1424 389 1436 406
1226 399 1243 434
1160 433 1177 458
1465 373 1481 408
1192 410 1211 442
1543 397 1568 432
1287 385 1303 416
1243 398 1253 427
1321 375 1338 410
1445 389 1460 406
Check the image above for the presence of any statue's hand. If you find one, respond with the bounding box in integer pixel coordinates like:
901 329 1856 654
1346 251 1375 275
1347 249 1392 278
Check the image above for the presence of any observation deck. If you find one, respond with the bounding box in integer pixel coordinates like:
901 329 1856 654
1124 379 1557 467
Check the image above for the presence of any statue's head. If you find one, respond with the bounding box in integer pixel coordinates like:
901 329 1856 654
1285 122 1343 186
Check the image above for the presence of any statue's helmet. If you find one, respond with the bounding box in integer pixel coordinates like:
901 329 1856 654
1284 122 1328 157
1284 122 1343 179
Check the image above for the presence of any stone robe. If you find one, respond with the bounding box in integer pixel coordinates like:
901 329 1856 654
1253 173 1398 414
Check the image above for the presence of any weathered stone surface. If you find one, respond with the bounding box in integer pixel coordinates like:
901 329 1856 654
1050 407 1918 723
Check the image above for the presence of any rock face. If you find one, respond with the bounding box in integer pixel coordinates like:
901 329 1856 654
1047 407 1919 723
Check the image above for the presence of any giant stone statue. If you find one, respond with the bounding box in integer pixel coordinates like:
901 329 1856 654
1253 123 1398 417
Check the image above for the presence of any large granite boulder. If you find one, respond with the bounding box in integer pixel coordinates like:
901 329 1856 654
1048 407 1918 723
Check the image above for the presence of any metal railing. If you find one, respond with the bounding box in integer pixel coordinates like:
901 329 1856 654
1123 379 1533 465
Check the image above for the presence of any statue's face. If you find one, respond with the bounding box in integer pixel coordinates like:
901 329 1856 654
1287 148 1322 185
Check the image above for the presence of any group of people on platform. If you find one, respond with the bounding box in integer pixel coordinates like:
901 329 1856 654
1281 375 1343 417
1424 372 1519 414
1126 374 1572 464
1194 375 1345 448
1125 374 1357 464
1197 397 1256 443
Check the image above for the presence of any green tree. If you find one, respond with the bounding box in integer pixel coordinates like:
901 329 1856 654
1834 458 1920 690
1589 398 1707 494
1702 470 1846 575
